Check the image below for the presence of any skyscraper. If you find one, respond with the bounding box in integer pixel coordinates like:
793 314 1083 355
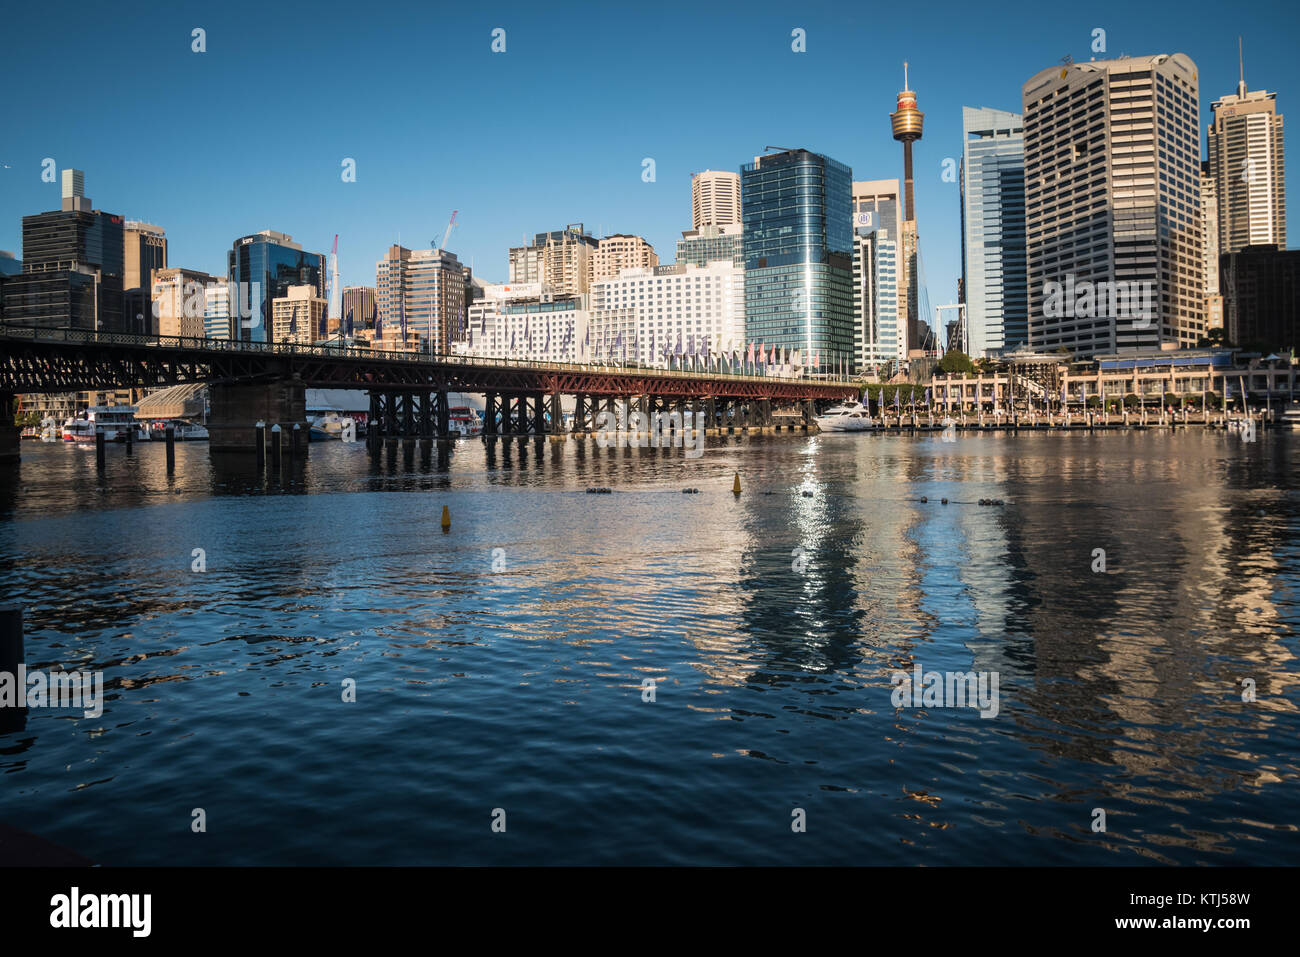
375 246 465 354
227 231 326 343
1208 47 1286 254
1201 161 1224 332
1023 54 1204 354
851 180 902 370
960 106 1027 356
342 286 377 332
691 171 742 229
123 221 167 335
3 169 126 332
741 148 854 366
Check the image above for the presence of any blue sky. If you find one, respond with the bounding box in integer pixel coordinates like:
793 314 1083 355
2 0 1297 313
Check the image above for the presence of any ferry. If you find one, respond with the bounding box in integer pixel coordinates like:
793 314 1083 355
814 400 876 433
62 406 144 443
448 405 483 437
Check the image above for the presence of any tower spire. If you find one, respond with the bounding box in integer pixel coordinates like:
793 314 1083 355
1238 36 1246 97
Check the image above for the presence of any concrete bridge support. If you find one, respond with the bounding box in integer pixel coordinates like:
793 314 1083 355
209 377 309 454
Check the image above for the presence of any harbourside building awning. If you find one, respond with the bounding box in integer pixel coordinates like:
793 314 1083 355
135 383 206 420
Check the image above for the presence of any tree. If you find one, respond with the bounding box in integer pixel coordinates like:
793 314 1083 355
1197 328 1234 349
937 350 976 375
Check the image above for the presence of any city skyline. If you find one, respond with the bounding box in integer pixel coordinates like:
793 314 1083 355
2 0 1296 324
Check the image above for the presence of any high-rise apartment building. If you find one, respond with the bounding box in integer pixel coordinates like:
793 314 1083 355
3 169 126 332
741 148 854 366
508 225 598 297
375 246 465 355
691 170 742 229
590 234 658 284
960 107 1027 356
1208 64 1286 254
851 180 902 369
1022 54 1204 355
676 223 744 268
271 284 328 346
227 230 325 343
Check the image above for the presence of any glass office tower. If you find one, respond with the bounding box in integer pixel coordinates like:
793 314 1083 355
5 208 125 332
960 106 1027 356
228 231 326 342
741 149 854 367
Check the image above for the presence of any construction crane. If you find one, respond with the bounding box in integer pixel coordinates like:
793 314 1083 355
433 210 458 252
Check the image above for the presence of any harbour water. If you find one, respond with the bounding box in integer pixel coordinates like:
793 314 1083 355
1 430 1298 865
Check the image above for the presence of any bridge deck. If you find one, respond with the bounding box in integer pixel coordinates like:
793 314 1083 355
0 324 858 400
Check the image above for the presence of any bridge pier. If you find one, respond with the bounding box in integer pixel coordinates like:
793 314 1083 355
209 378 309 454
0 393 19 464
533 392 546 436
548 391 564 438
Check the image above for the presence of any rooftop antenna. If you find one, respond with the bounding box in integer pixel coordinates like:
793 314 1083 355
1238 36 1247 96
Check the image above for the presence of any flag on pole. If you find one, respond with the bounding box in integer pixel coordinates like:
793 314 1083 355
345 307 354 337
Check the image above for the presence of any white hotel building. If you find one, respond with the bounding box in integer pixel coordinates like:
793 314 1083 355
457 283 590 363
589 261 745 366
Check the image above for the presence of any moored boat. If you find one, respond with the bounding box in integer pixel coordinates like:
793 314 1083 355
814 400 876 433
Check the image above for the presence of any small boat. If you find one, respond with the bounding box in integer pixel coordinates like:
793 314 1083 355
1277 403 1300 429
308 412 356 441
815 401 876 432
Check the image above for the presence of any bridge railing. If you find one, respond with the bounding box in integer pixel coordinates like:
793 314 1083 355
0 322 859 389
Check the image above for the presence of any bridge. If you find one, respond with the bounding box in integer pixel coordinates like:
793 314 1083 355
0 324 858 460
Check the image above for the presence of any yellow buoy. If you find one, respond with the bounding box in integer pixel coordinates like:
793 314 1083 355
440 505 451 531
732 472 741 495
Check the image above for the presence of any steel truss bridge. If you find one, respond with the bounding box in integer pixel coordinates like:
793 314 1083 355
0 324 858 453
